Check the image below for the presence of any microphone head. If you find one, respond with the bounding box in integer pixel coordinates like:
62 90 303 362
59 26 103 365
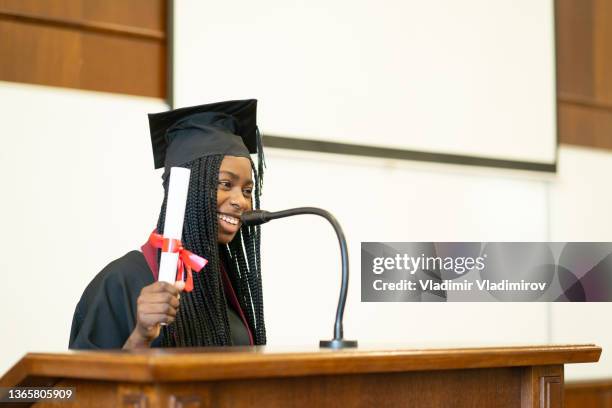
241 210 270 226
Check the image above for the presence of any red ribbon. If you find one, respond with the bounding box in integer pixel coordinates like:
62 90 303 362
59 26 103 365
148 232 208 292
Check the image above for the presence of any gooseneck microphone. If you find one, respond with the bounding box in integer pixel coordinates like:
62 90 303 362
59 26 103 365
242 208 358 349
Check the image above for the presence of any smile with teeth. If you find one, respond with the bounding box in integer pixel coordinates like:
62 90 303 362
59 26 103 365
218 213 240 226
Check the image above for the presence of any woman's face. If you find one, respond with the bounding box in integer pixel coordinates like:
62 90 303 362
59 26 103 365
216 156 254 244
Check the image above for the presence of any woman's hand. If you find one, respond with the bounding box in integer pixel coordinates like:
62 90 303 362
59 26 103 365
123 280 185 349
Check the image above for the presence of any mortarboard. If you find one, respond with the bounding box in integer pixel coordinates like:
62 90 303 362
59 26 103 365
147 99 265 187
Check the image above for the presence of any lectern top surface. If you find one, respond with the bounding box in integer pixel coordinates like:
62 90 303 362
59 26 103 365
0 344 601 386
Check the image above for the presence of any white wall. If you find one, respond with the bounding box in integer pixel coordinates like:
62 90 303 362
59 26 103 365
549 146 612 379
0 81 167 373
260 149 550 348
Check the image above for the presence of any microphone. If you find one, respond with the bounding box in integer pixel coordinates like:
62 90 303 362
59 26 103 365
242 207 358 349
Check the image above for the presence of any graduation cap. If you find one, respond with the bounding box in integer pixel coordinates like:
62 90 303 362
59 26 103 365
148 99 265 193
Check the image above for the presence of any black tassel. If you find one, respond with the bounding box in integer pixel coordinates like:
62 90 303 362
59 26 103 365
255 126 266 194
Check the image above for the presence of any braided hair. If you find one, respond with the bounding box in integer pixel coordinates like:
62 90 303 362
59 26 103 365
157 154 266 346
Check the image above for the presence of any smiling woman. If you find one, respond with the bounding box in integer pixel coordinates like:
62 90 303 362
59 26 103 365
68 100 267 349
217 156 255 244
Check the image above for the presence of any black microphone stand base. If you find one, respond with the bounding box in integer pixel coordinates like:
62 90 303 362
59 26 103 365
320 339 358 349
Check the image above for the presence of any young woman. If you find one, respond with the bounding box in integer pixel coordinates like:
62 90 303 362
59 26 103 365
69 100 266 349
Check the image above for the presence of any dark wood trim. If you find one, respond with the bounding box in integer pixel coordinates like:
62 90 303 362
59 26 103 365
0 9 165 41
565 379 612 408
521 366 564 408
557 102 612 150
566 379 612 390
262 135 557 172
558 92 612 114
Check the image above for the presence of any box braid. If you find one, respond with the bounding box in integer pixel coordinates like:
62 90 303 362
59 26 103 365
221 161 266 343
156 154 266 346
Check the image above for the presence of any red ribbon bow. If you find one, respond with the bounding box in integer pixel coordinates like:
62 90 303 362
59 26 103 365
148 232 208 292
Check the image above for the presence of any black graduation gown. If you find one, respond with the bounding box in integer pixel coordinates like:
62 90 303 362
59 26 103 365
69 250 251 349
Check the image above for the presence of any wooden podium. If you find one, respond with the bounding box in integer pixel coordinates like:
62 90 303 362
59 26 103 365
0 344 601 407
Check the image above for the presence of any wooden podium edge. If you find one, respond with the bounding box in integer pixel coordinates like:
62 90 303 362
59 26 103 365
1 344 601 386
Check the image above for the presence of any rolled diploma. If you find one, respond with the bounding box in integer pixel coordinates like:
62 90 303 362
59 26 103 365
158 167 191 283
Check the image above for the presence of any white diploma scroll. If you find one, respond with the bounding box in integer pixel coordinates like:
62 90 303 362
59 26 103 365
158 167 191 283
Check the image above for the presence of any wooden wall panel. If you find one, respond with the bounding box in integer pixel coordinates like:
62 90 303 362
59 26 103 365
0 20 82 88
565 380 612 408
558 103 612 150
557 0 612 150
0 0 164 31
0 0 166 99
80 32 165 97
81 1 165 31
593 0 612 104
0 0 83 21
556 0 594 99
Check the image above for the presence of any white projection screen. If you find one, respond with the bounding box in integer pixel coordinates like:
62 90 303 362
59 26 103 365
173 0 556 166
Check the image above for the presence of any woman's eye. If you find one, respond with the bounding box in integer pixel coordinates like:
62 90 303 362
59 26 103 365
218 180 232 189
243 188 253 196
